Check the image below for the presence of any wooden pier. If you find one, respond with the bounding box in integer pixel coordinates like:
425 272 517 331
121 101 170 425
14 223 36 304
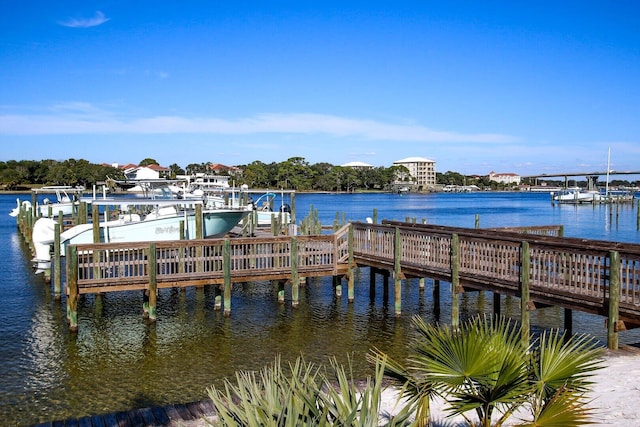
65 225 352 328
59 219 640 350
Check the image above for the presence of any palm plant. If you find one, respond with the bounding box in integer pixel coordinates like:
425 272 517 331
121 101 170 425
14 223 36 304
206 354 413 426
371 315 604 427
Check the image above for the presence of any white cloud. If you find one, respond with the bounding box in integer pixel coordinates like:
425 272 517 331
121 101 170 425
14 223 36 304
0 105 517 144
58 11 110 28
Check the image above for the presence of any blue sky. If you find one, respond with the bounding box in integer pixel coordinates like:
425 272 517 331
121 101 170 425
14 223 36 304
1 1 639 176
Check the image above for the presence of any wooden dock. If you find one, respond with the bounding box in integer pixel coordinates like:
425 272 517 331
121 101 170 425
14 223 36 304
54 219 640 349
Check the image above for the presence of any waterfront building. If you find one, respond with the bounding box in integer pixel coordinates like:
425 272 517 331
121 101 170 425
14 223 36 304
118 163 170 180
488 171 522 185
392 156 437 191
341 161 374 170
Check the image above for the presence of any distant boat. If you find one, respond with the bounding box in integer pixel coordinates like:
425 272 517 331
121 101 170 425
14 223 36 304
551 187 605 204
249 192 292 226
31 198 250 274
9 186 85 218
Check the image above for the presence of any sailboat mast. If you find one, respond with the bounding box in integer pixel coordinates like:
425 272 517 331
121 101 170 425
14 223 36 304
605 147 611 198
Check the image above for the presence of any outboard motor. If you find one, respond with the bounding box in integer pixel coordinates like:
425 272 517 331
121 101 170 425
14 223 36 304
31 217 58 274
280 204 291 213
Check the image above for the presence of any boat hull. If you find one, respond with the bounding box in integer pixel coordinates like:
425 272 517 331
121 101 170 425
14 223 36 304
31 208 250 273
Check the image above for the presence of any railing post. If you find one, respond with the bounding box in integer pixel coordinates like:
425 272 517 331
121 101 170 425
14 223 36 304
348 225 355 303
394 227 402 316
66 245 78 332
608 250 621 350
148 242 157 322
291 237 299 307
450 234 460 328
520 241 531 346
223 238 231 317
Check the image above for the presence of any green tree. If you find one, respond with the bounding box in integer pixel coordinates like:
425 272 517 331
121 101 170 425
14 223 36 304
240 160 271 188
168 163 185 179
277 157 312 190
310 162 335 191
437 171 467 186
139 158 159 166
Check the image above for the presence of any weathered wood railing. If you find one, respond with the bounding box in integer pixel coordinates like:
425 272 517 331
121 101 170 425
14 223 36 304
64 219 640 348
66 224 351 329
350 220 640 348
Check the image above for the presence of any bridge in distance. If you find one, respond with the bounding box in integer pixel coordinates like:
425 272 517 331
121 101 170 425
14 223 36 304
524 170 640 182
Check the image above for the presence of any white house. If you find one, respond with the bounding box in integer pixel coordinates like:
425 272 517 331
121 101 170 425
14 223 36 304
119 164 170 180
488 171 521 185
341 161 374 170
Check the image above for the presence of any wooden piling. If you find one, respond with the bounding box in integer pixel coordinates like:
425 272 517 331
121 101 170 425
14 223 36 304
66 245 78 332
290 192 296 224
92 204 100 242
347 225 355 303
608 250 621 350
520 241 531 346
53 222 62 300
290 237 299 307
195 204 203 239
31 192 37 218
393 227 402 316
277 281 285 303
333 276 342 297
450 234 460 328
223 238 231 317
382 270 389 301
148 243 157 322
369 268 376 299
214 287 222 310
493 292 501 317
564 308 573 336
433 279 440 315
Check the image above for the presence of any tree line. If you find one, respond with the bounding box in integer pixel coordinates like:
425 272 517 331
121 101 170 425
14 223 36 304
0 157 412 192
3 157 636 192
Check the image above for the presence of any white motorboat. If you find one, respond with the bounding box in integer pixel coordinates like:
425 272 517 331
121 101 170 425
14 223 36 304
30 198 251 274
249 192 292 226
551 187 606 204
9 186 85 218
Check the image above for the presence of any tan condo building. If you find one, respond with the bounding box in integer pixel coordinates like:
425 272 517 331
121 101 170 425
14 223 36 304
393 157 437 190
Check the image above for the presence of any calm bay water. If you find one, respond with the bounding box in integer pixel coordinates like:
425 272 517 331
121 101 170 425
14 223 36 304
1 191 640 426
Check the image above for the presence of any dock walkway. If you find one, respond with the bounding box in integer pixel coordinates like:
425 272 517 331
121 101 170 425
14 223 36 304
59 220 640 350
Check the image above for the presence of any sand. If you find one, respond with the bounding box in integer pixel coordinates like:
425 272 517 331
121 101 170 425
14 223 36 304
179 348 640 426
